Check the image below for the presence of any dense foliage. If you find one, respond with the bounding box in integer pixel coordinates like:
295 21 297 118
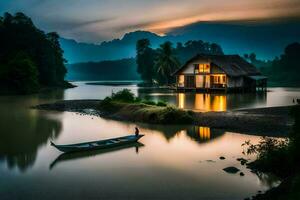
136 39 156 84
243 105 300 199
98 89 193 124
136 39 223 85
100 89 167 107
154 42 180 85
245 42 300 86
0 12 68 94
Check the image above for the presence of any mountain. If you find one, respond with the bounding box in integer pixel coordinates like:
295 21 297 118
168 21 300 60
60 21 300 63
60 31 167 63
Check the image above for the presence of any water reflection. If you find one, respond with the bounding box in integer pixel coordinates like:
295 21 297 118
176 92 266 112
0 91 64 172
138 124 224 144
0 82 290 199
50 142 144 170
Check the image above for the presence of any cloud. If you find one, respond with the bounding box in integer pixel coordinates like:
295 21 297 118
0 0 299 42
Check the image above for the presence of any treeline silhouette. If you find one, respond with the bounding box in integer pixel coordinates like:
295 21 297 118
244 42 300 86
136 39 223 85
0 12 70 94
67 58 139 81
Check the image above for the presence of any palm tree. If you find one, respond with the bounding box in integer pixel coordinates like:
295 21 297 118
155 42 180 85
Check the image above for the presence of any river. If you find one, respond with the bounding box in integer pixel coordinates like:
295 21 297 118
0 82 299 200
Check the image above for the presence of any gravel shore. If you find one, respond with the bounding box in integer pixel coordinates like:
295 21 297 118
33 100 295 136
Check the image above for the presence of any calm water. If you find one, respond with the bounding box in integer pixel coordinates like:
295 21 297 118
0 82 299 200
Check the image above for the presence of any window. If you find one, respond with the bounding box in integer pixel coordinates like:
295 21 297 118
213 75 226 84
195 64 210 73
178 75 184 87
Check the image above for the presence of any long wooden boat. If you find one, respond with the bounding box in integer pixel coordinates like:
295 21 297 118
50 142 144 170
50 134 144 153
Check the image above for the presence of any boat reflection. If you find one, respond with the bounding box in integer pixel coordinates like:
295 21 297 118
50 142 144 170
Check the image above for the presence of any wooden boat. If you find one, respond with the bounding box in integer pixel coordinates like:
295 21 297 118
50 134 144 153
50 142 144 170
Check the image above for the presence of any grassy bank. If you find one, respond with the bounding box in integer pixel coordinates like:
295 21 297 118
97 89 194 124
244 105 300 199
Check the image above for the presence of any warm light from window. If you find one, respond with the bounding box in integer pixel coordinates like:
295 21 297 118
199 126 211 140
196 64 210 73
178 75 184 87
213 74 226 84
178 93 185 109
211 96 227 112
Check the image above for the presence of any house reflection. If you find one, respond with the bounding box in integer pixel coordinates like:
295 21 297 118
177 93 227 112
138 124 224 143
198 126 211 140
184 126 224 143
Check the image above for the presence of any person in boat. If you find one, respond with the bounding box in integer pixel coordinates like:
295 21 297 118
135 127 140 136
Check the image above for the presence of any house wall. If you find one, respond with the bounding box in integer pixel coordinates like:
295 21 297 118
181 59 209 74
227 77 244 88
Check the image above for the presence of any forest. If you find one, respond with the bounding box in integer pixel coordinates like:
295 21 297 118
66 58 139 81
245 42 300 86
136 39 223 85
0 12 70 94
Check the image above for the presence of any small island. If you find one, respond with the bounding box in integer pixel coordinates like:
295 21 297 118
34 89 292 136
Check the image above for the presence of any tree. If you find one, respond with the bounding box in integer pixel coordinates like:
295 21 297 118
1 52 39 94
174 40 223 63
0 12 69 94
136 39 155 84
154 42 180 85
249 53 257 63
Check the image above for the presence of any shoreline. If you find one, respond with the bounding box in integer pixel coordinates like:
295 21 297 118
33 99 294 136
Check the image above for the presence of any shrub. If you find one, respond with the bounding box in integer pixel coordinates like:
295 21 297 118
142 100 156 105
111 89 135 102
156 101 167 107
159 106 194 124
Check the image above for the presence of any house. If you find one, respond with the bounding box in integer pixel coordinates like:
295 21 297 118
172 54 267 92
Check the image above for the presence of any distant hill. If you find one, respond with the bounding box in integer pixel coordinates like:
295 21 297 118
60 31 167 63
60 21 300 63
169 21 300 60
66 58 139 81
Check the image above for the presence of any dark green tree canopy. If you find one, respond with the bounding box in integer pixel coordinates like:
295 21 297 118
0 12 68 93
136 39 155 84
248 42 300 86
155 41 180 85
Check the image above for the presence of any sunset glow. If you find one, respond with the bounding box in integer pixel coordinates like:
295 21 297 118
0 0 299 42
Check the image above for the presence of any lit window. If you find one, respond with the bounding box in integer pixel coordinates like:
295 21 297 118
196 64 210 73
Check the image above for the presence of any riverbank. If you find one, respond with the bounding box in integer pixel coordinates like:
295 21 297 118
244 105 300 200
0 81 76 95
33 99 294 136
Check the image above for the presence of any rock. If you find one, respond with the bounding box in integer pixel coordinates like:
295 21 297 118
223 166 240 174
240 172 245 176
219 156 226 160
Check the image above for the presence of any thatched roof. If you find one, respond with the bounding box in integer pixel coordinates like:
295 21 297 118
173 54 261 77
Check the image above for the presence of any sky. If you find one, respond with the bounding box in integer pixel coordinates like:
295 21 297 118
0 0 300 43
